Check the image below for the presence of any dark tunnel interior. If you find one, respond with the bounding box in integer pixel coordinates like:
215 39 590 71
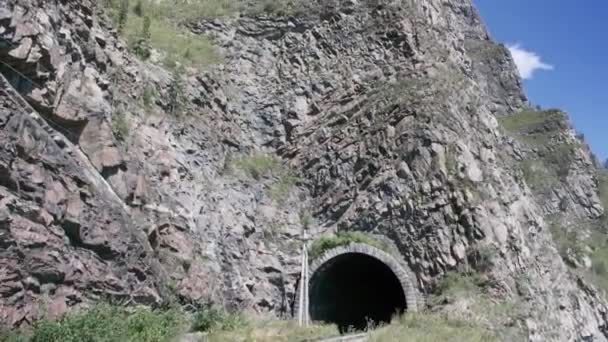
309 253 407 332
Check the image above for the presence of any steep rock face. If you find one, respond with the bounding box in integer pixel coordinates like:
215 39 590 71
1 0 607 340
0 76 163 325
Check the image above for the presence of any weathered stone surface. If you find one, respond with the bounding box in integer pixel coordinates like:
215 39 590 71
1 0 607 341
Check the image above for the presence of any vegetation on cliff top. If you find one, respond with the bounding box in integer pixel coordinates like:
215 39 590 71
308 232 398 260
599 169 608 219
498 109 577 192
105 0 219 68
104 0 311 68
501 110 608 298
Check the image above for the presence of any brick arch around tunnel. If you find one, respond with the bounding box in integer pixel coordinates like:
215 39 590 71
294 243 418 330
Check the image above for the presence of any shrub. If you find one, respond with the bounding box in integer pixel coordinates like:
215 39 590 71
232 154 301 203
549 221 586 266
30 304 183 342
233 154 282 180
142 85 157 109
520 160 556 192
467 244 496 272
589 231 608 290
112 110 129 141
299 210 313 229
191 307 247 333
434 271 486 298
124 308 182 342
168 70 187 116
133 0 144 17
269 174 300 202
308 232 396 260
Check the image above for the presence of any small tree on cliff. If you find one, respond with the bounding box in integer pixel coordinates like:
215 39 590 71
133 16 152 59
168 68 187 116
118 0 129 33
133 0 144 17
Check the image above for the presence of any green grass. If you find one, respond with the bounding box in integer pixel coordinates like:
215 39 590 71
131 0 306 21
26 304 184 342
498 109 567 134
105 0 221 68
308 232 397 260
123 14 219 68
104 0 309 68
1 305 257 342
368 314 498 342
0 327 28 342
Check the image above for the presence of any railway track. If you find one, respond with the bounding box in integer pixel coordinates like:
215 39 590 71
314 332 368 342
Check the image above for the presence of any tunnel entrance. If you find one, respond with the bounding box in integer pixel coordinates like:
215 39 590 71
309 253 407 332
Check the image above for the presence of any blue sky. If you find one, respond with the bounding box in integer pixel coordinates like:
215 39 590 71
474 0 608 162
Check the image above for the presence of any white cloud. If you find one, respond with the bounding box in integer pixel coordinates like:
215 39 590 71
507 44 554 80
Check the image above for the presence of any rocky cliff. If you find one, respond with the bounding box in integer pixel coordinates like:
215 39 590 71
1 0 608 340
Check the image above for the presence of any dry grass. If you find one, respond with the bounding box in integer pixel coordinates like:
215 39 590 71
206 320 338 342
368 314 498 342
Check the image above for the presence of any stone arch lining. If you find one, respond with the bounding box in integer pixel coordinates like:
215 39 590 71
293 243 418 318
